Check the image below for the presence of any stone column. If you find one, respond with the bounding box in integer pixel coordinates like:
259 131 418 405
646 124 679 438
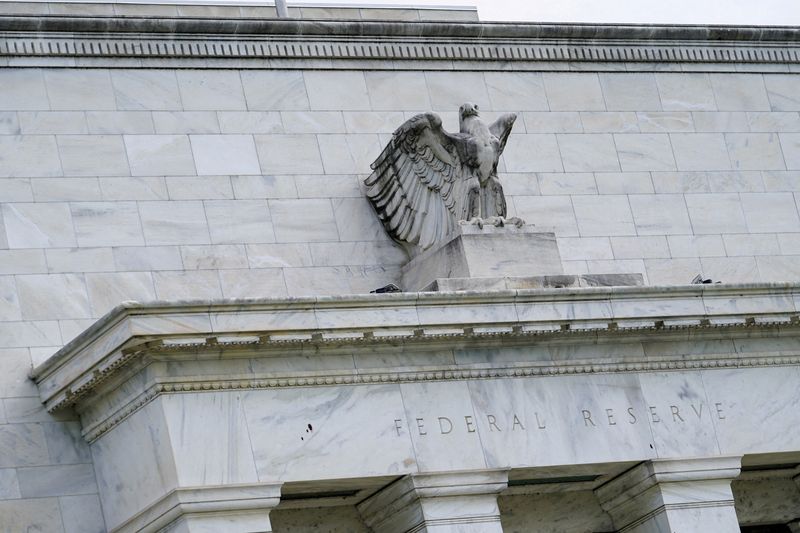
358 470 508 533
595 457 742 533
791 472 800 532
140 484 282 533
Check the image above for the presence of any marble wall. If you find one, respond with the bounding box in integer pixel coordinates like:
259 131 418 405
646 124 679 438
3 65 800 531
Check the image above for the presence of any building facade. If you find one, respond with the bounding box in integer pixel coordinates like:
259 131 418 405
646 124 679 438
1 2 800 531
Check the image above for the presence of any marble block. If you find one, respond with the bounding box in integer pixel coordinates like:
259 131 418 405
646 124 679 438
400 224 563 292
595 457 742 533
358 470 508 533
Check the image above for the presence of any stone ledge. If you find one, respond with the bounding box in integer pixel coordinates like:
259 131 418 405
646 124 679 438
32 281 800 378
426 273 645 292
28 282 800 431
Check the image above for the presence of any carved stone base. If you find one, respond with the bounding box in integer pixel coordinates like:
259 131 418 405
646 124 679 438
401 224 564 292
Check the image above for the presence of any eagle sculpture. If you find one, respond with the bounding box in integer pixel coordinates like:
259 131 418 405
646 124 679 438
365 103 524 256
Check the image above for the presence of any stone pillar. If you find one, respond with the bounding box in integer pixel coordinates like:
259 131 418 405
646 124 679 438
135 484 282 533
595 457 742 533
791 472 800 532
358 470 508 533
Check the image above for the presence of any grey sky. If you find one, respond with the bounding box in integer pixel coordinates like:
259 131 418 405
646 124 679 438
295 0 800 25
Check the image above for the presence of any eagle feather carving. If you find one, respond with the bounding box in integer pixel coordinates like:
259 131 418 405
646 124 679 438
365 103 523 256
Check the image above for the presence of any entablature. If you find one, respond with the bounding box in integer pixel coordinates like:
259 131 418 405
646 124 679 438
30 282 800 442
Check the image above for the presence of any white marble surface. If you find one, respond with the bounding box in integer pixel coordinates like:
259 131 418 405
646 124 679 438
401 226 563 291
637 371 721 458
241 385 416 482
701 366 800 455
78 359 800 533
162 393 259 487
399 381 488 472
359 471 507 533
596 457 742 533
6 59 800 533
468 374 656 469
92 399 178 530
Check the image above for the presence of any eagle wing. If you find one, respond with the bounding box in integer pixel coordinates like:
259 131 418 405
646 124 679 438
489 112 517 156
365 113 469 253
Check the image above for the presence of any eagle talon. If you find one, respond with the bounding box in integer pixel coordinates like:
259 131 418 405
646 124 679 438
466 217 484 229
505 216 526 228
485 216 504 227
461 216 526 230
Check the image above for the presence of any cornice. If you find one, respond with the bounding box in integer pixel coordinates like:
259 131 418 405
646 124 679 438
82 343 800 443
31 282 800 380
30 283 800 440
2 16 800 69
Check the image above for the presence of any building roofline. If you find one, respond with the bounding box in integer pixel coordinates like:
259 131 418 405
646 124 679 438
29 282 800 416
3 14 800 41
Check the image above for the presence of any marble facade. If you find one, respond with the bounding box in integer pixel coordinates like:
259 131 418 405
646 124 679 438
2 1 800 531
29 283 800 532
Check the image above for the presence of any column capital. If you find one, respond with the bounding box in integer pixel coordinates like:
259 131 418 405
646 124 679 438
115 483 283 533
358 470 508 533
595 457 742 533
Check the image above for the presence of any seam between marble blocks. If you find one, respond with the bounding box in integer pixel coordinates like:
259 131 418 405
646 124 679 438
2 33 800 69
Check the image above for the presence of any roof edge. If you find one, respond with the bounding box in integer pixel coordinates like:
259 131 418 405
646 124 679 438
3 14 800 41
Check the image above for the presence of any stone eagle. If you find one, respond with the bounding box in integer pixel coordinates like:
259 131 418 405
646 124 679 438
365 103 523 255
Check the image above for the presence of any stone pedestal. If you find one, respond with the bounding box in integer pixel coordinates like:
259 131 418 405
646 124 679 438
595 457 742 533
401 224 563 292
358 471 508 533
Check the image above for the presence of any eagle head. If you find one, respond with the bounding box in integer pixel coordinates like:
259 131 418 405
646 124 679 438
459 102 480 120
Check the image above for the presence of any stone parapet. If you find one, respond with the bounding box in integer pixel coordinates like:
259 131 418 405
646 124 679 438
0 1 479 21
2 13 800 70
